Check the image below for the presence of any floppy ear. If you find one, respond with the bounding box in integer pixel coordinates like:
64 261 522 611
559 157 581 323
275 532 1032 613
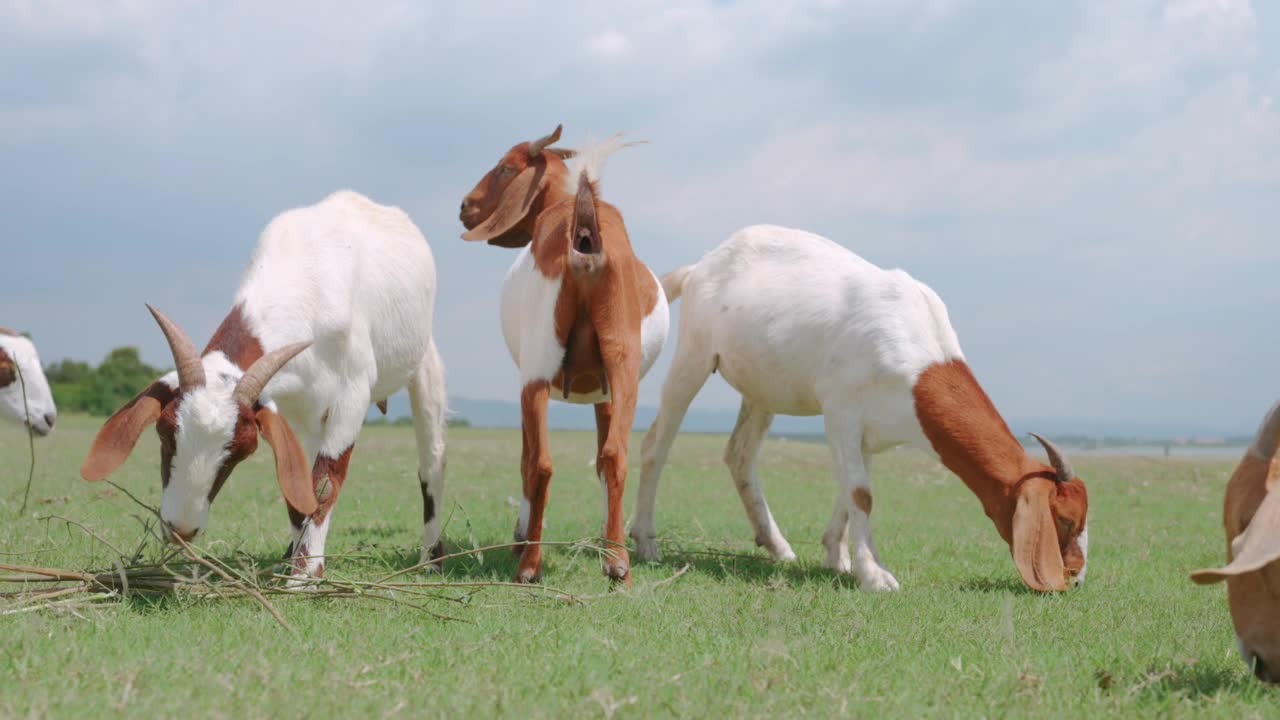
460 165 545 246
81 381 176 481
1191 483 1280 585
0 350 15 387
255 406 318 516
1011 479 1068 592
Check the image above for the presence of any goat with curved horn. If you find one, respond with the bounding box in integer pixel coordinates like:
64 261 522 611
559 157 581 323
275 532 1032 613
1029 432 1074 482
233 342 311 407
83 191 449 582
146 304 206 389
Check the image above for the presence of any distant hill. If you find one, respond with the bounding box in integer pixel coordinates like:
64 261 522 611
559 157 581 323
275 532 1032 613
367 393 826 435
366 393 1252 441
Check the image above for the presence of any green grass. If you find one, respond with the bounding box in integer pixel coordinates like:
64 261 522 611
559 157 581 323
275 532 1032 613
1 414 1274 718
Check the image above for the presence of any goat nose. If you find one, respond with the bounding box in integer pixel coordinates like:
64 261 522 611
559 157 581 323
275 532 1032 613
164 523 199 544
44 413 55 429
460 199 469 213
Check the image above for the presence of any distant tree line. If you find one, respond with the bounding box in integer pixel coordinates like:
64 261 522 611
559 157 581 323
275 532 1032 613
45 347 165 416
45 347 476 425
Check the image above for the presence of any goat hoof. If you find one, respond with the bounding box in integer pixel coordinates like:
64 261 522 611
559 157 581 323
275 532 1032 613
856 566 901 592
602 553 631 585
420 541 445 573
515 565 543 584
631 534 661 562
604 564 632 587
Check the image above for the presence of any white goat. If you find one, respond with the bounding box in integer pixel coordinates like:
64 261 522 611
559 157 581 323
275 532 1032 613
0 328 57 436
631 225 1090 592
81 190 448 579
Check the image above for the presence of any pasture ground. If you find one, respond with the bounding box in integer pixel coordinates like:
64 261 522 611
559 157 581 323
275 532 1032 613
1 415 1275 718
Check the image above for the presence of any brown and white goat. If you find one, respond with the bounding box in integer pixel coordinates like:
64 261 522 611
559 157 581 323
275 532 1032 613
632 226 1089 591
460 126 669 584
80 191 448 579
1191 400 1280 682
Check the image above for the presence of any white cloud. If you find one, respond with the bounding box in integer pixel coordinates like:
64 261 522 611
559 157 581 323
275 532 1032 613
588 30 630 60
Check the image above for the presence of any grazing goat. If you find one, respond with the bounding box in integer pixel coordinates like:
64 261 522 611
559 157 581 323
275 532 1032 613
1191 400 1280 682
0 327 57 436
631 225 1089 592
460 126 669 584
81 191 448 578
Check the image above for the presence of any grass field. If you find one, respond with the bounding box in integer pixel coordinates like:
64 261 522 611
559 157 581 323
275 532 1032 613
1 414 1275 718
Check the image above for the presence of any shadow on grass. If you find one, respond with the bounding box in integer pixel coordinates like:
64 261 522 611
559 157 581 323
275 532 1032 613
653 546 860 589
958 576 1040 596
1127 662 1267 704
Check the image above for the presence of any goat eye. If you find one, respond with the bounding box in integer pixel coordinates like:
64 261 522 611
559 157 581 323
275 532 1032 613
499 165 515 176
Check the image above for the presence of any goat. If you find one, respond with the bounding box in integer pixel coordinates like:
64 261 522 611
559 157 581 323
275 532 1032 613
80 190 448 579
631 225 1089 592
1191 400 1280 682
0 327 57 436
460 126 669 584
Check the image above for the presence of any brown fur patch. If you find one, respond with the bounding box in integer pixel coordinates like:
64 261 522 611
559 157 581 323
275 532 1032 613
0 347 14 388
82 381 179 482
204 304 264 369
913 359 1088 590
311 445 354 523
207 404 260 502
853 487 873 515
460 140 572 248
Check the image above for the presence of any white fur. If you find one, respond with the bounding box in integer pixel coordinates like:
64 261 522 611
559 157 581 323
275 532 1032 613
563 134 641 195
152 191 448 573
632 225 981 590
499 244 668 404
0 332 57 436
1074 524 1089 586
502 246 568 387
639 268 670 380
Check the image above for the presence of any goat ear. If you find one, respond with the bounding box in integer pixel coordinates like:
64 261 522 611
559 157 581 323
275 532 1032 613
81 381 176 481
0 351 14 387
1011 479 1068 591
1192 481 1280 584
255 406 318 516
460 165 545 245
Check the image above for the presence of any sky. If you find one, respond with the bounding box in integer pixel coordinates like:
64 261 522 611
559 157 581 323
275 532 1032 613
2 0 1278 436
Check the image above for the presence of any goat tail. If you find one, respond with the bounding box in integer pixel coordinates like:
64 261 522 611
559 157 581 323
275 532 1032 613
661 265 694 303
1249 399 1280 460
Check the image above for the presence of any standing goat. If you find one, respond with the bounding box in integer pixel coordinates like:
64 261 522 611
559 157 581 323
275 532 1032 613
81 191 448 578
0 328 57 436
1191 400 1280 682
632 225 1089 592
460 126 668 584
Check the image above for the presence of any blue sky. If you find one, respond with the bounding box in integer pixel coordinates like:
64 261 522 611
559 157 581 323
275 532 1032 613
3 1 1278 434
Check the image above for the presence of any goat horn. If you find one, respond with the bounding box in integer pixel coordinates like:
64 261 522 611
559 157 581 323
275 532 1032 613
1029 432 1074 483
146 304 206 390
233 342 311 407
527 124 563 157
